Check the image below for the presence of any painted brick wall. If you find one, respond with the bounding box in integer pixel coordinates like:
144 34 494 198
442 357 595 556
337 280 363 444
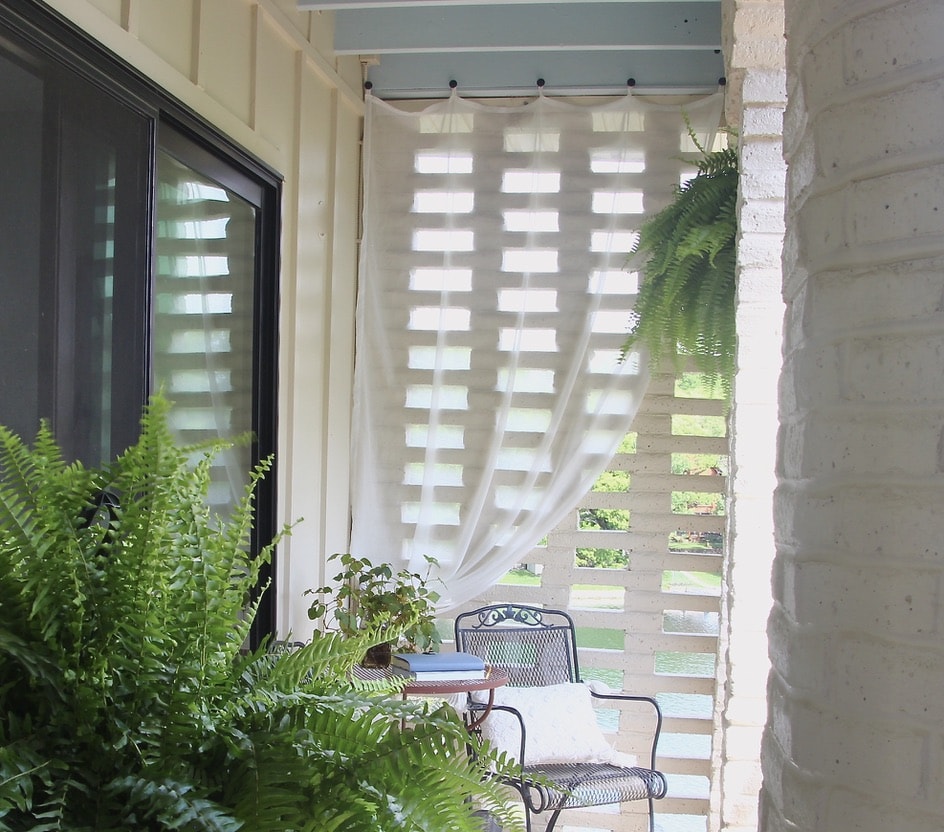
765 1 944 830
715 2 786 831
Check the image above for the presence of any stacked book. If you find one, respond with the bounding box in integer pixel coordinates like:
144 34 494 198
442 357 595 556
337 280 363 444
391 651 487 681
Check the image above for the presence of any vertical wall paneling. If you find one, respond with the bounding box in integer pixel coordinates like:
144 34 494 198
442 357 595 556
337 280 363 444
120 0 135 37
198 0 254 125
321 93 359 610
249 3 260 132
136 0 195 79
254 8 298 154
280 55 345 636
271 45 304 639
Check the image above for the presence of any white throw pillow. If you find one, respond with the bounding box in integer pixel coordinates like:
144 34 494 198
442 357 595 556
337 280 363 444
474 682 637 767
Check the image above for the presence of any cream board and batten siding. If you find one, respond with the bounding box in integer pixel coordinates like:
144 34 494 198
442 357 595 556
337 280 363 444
44 0 364 638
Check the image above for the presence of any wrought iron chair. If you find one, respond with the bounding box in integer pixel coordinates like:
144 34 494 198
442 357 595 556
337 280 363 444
454 603 668 832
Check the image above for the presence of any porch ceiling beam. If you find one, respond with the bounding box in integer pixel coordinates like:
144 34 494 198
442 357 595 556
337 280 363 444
331 3 720 54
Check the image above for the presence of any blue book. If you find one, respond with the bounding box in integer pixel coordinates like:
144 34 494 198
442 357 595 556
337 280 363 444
391 651 486 674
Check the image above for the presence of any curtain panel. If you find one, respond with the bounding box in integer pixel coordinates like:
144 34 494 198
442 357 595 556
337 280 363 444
351 90 723 611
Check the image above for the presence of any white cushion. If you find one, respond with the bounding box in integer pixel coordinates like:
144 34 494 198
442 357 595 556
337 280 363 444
474 682 637 767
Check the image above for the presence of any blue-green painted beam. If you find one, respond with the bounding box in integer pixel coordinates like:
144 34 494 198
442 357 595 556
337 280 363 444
333 3 720 53
297 0 725 97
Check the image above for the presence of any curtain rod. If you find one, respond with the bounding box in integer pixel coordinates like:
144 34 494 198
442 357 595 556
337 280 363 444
364 77 726 100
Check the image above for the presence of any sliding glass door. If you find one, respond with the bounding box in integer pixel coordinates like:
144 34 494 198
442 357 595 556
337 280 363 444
0 0 281 638
0 45 149 463
154 140 259 521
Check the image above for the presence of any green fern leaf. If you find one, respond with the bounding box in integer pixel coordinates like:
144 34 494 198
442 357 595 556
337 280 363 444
622 123 739 396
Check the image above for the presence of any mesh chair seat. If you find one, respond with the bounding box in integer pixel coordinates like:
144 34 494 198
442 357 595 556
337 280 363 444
522 761 668 811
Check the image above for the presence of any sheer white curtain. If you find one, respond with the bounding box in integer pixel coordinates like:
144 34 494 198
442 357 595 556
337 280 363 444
351 90 722 612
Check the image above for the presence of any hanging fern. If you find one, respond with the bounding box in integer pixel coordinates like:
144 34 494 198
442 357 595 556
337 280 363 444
621 129 739 395
0 394 520 832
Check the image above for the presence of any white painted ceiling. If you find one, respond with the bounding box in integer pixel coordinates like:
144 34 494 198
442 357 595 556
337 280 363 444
297 0 725 98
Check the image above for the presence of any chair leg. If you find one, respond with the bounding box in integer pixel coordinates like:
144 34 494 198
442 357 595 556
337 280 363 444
528 803 652 832
541 809 563 832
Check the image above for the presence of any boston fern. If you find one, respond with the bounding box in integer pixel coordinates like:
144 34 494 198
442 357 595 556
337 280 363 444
0 395 518 832
622 131 739 394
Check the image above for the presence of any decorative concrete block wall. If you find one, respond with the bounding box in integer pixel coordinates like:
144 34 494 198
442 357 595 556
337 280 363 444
766 1 944 830
467 366 728 832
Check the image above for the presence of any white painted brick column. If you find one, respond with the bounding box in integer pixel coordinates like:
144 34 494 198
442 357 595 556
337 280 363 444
714 3 785 832
765 1 944 830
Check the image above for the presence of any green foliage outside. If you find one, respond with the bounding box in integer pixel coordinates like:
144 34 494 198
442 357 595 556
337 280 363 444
671 490 725 516
615 433 637 454
575 439 633 569
499 567 541 586
674 372 728 401
0 395 519 832
671 451 726 518
578 505 630 532
672 413 726 438
670 372 728 545
669 531 724 554
575 547 628 569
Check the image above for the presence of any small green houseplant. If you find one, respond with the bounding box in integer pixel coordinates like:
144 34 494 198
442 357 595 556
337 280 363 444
621 127 739 395
306 552 443 666
0 394 518 832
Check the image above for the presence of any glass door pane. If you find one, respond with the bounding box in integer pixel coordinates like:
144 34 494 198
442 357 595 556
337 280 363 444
153 151 257 520
0 51 44 442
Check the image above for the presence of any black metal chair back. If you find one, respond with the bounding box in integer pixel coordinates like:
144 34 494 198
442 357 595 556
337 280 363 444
455 604 579 688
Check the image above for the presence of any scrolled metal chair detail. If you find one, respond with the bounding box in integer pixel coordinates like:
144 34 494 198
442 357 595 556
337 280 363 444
474 604 548 629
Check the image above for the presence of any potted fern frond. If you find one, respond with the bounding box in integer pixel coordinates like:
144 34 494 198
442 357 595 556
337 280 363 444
621 127 739 395
0 394 520 832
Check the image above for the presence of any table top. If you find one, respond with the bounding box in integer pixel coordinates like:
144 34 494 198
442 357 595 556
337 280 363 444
353 665 509 695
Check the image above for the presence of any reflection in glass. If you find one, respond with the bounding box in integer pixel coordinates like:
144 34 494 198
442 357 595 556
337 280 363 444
154 152 256 519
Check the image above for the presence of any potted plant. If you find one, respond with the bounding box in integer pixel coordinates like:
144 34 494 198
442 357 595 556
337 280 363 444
0 394 519 831
306 552 443 667
621 125 739 396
